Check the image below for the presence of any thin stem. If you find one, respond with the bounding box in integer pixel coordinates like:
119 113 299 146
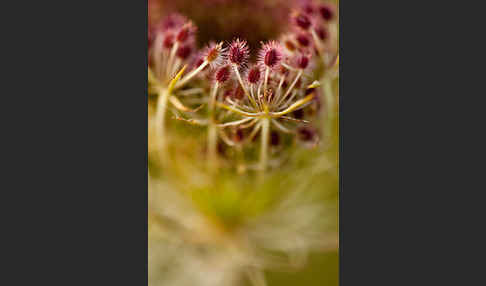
174 60 209 89
251 85 263 111
322 76 334 119
165 42 179 79
259 118 270 175
177 87 204 96
152 36 164 78
273 75 286 106
311 29 324 56
208 124 218 171
170 57 182 78
207 82 219 171
154 88 170 161
264 66 270 93
217 102 262 117
233 65 258 108
218 117 253 128
270 93 315 117
257 81 263 108
277 70 303 106
321 76 334 141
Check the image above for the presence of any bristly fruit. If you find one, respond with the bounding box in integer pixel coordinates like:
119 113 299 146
215 65 232 83
227 38 250 68
319 3 336 21
247 66 261 85
258 41 284 70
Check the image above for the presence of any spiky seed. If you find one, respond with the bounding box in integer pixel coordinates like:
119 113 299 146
319 4 336 21
247 67 261 84
265 49 279 67
297 55 309 69
176 45 192 59
228 38 250 67
295 13 312 30
176 22 195 42
315 26 329 41
216 65 231 83
233 85 245 100
296 34 310 47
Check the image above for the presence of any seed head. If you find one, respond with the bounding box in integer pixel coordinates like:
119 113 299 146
302 3 316 15
315 26 329 41
247 66 261 85
227 38 250 67
215 65 232 83
203 42 225 68
297 54 310 69
293 12 312 30
283 38 297 52
258 41 283 70
223 88 233 100
162 32 175 49
176 22 197 43
176 45 192 59
160 13 188 31
296 33 311 47
319 3 336 21
233 85 245 100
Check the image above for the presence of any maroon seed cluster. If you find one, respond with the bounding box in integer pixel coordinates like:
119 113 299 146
228 38 250 67
215 65 231 83
247 67 261 84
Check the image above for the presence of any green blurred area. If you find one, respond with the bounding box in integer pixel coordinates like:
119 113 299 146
265 251 338 286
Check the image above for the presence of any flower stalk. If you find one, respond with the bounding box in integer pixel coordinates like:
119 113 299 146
259 117 270 175
207 82 219 171
154 87 170 159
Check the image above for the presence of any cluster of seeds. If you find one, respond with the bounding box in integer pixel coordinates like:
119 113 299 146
148 0 337 173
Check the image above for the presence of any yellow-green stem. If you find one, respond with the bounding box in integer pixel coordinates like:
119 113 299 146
207 83 219 171
155 88 170 161
259 118 270 176
322 76 334 139
264 67 270 93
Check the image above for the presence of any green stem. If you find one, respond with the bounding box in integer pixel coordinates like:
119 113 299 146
264 66 269 93
322 76 334 139
233 65 258 108
174 60 208 89
323 76 334 119
259 118 270 175
155 88 170 161
207 83 219 171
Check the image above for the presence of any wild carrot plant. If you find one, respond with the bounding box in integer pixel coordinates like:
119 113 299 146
148 1 339 285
